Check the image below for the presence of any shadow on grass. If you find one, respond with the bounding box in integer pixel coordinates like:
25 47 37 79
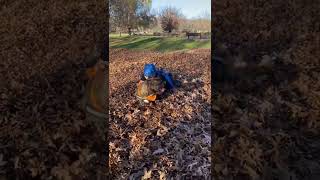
112 37 162 50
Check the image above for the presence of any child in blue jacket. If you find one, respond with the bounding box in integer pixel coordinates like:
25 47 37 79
136 64 175 103
141 64 175 89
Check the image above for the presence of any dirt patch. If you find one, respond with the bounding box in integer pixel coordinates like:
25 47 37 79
109 49 211 179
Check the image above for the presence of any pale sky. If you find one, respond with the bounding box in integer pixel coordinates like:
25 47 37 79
151 0 211 19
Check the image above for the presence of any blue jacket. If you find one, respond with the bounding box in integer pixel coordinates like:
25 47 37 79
143 64 175 89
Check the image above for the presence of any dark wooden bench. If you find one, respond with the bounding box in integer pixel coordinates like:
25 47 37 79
186 32 202 39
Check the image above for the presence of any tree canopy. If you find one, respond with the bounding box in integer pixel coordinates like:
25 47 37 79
159 6 182 33
109 0 156 34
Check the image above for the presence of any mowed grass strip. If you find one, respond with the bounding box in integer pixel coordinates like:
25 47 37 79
109 34 211 52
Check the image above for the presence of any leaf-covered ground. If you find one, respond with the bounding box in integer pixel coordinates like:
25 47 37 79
0 0 107 179
212 43 320 179
1 62 107 179
1 0 319 179
212 0 320 179
109 48 211 179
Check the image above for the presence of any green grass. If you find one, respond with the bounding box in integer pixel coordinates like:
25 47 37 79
109 34 211 52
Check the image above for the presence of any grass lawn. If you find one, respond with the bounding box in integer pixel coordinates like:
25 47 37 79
109 34 211 52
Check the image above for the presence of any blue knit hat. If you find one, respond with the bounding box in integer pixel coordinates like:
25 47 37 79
143 64 157 78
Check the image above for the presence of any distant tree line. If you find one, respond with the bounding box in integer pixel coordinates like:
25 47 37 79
155 9 211 33
109 0 156 36
109 0 211 35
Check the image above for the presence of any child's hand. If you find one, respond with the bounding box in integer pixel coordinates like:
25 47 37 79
160 88 166 94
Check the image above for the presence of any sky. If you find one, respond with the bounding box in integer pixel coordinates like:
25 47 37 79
151 0 211 19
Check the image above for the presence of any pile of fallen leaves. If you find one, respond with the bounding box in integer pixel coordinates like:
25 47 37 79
109 49 211 179
212 0 320 179
0 1 107 179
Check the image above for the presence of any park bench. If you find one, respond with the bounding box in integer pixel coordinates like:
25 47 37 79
153 32 161 36
171 33 180 37
186 32 202 39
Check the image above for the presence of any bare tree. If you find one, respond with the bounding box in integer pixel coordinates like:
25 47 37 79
136 2 157 31
199 10 211 20
109 0 154 36
159 6 182 33
178 10 211 33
